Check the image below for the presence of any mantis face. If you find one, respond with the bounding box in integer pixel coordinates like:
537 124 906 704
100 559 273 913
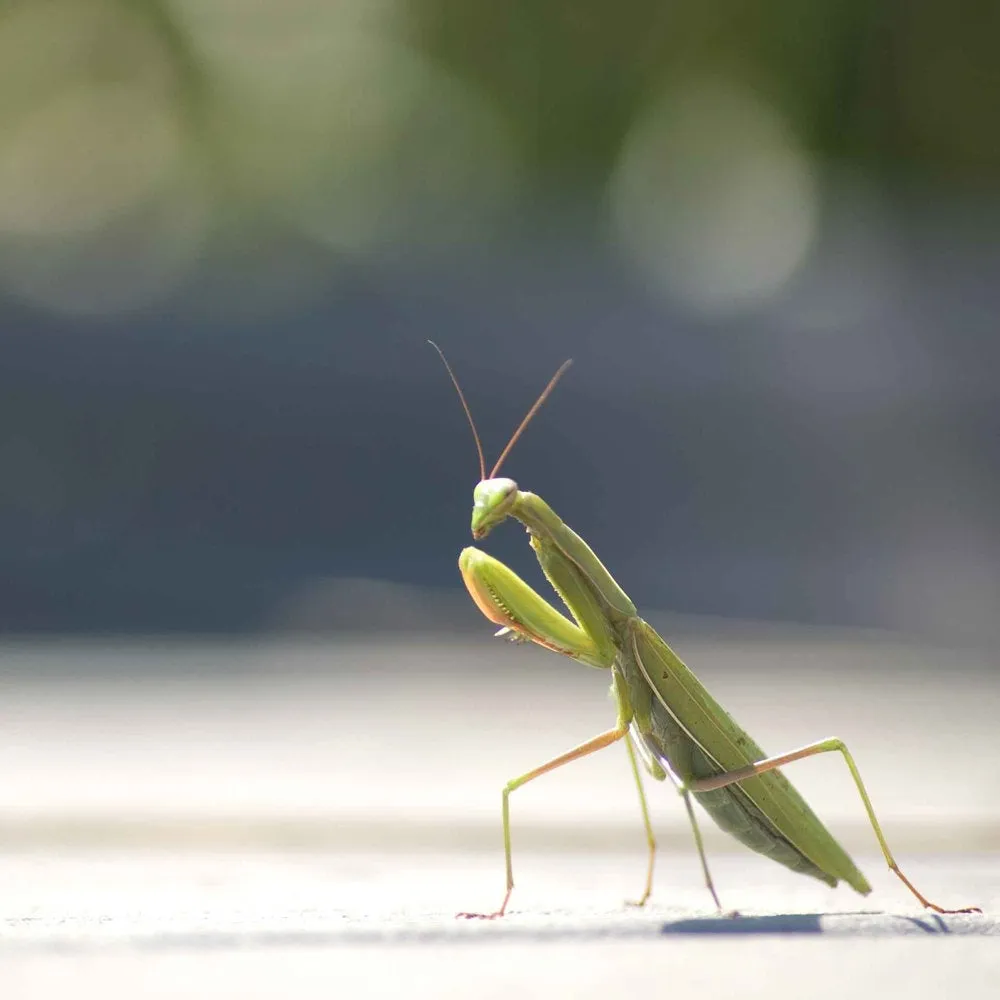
470 477 518 539
461 478 525 636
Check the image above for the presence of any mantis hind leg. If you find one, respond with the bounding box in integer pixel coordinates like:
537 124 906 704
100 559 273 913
689 737 981 915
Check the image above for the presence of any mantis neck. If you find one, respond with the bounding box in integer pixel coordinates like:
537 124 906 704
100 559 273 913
512 491 638 619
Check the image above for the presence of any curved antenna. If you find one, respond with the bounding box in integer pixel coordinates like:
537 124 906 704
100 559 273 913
489 359 573 479
428 340 486 481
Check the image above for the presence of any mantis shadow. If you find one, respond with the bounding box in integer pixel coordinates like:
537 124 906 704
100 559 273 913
660 912 955 935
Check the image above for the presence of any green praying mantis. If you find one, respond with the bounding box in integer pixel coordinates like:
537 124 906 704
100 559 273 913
431 343 980 920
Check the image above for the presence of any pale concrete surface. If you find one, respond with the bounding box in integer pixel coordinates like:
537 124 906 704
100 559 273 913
0 633 998 997
0 852 997 999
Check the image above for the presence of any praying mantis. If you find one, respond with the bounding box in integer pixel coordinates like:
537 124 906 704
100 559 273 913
431 343 980 920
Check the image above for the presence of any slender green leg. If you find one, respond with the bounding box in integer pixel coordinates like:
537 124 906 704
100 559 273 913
457 726 628 920
623 731 656 907
678 786 724 912
689 737 981 915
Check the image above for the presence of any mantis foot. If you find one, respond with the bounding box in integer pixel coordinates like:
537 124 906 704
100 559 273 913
456 886 513 920
893 868 981 914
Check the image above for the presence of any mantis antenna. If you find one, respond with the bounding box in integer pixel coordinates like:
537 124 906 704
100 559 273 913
488 359 573 478
429 340 486 481
429 341 573 481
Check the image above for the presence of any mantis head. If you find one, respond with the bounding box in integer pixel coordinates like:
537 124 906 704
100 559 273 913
430 341 571 539
471 477 518 539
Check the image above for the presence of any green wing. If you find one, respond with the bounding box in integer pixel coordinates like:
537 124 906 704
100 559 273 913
629 618 871 894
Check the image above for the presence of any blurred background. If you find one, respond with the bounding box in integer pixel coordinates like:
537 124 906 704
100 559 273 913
0 0 998 642
0 0 998 889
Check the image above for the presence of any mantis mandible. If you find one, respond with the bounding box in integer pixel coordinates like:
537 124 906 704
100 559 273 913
431 343 980 920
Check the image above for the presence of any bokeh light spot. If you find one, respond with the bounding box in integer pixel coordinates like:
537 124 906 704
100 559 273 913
609 79 819 315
